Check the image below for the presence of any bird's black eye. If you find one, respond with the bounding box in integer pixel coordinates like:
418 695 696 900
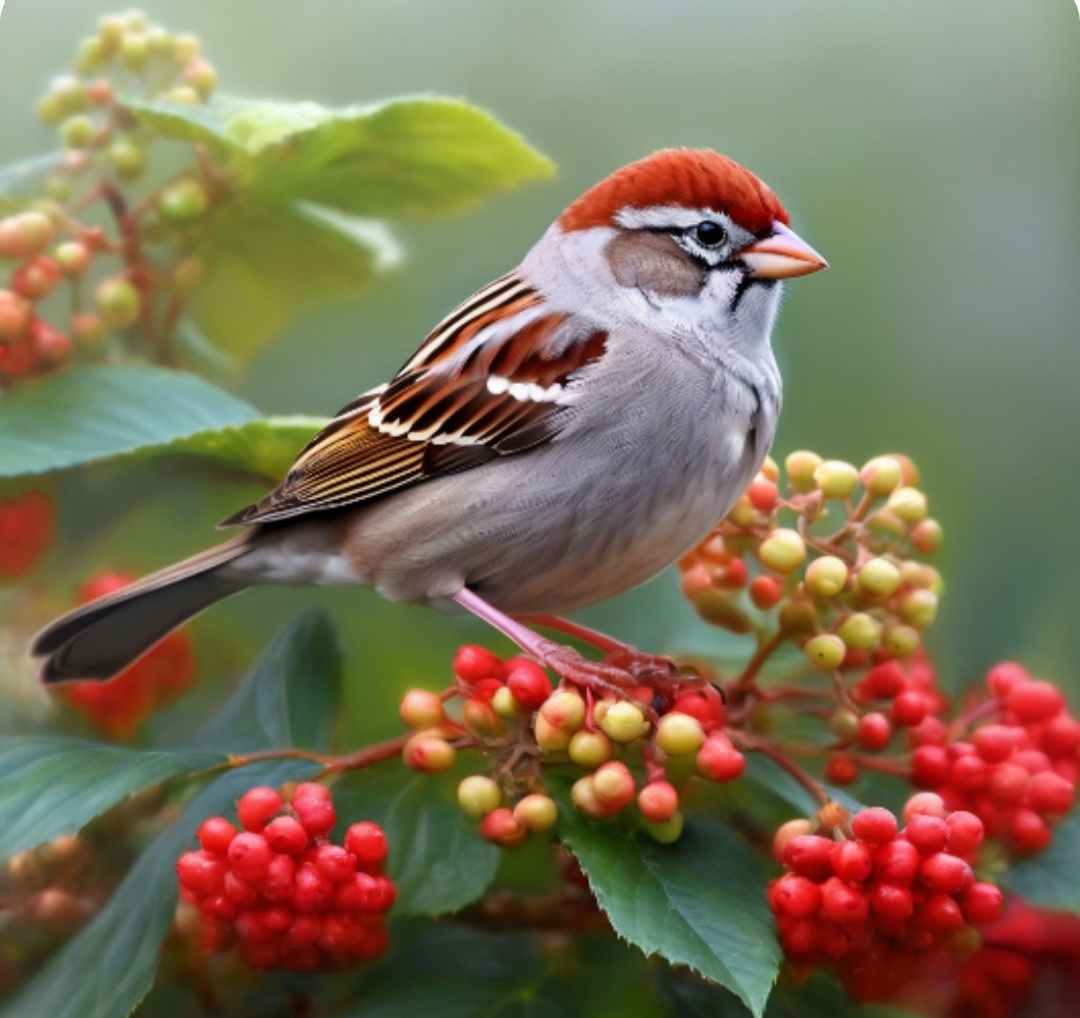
692 221 727 248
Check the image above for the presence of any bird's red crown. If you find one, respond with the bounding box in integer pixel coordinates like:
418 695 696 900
559 148 789 236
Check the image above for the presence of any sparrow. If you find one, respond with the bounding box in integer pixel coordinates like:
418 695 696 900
32 148 826 688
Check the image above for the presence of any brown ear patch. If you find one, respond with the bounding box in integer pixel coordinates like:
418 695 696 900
605 231 704 298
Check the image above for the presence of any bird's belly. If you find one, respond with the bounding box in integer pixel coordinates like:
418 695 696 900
346 412 762 616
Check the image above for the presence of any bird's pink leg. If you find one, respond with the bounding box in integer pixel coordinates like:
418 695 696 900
453 588 683 694
519 614 626 655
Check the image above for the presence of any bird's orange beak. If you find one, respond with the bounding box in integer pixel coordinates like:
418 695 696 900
741 222 827 279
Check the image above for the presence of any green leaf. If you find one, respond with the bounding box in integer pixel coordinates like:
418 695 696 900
742 754 865 817
123 94 555 218
122 414 324 482
188 201 391 361
0 365 257 478
0 610 341 859
196 608 343 753
333 763 501 916
0 738 226 859
1001 809 1080 913
3 760 313 1018
558 801 781 1018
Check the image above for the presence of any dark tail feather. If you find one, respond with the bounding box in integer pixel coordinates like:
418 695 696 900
32 537 252 684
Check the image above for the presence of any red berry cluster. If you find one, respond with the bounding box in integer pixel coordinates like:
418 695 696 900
0 490 54 580
400 645 746 846
176 783 394 971
52 572 194 737
680 452 942 665
768 796 1003 1002
910 662 1079 855
946 895 1080 1018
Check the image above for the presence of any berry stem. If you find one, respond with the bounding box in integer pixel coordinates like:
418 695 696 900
729 731 829 807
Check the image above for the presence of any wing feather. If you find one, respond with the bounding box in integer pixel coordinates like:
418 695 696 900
223 274 607 526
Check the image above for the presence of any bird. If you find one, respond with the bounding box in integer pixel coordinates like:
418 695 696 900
32 148 826 690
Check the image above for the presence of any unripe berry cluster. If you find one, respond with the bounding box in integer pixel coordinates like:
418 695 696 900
768 796 1003 1003
680 452 941 664
52 571 194 737
401 645 748 846
0 11 220 389
910 662 1079 855
0 490 55 580
176 783 394 971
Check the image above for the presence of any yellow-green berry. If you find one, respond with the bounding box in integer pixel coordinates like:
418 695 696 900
119 31 150 69
805 555 849 598
598 701 650 744
158 180 210 223
804 634 846 673
887 486 928 525
899 589 938 630
568 729 613 768
786 450 823 493
759 528 806 573
107 139 146 182
882 624 921 656
642 812 685 844
457 776 500 819
836 612 883 650
911 518 944 554
513 794 558 832
856 557 902 598
860 456 904 498
655 712 706 756
60 115 97 150
813 459 860 500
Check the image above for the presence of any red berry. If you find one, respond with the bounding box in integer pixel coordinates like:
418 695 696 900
959 882 1003 925
891 691 928 727
1028 771 1075 815
784 835 836 881
973 724 1017 764
293 864 334 912
0 491 55 578
986 661 1030 698
262 854 296 901
288 915 321 946
903 814 947 854
869 882 914 922
950 754 989 794
197 816 238 856
292 784 336 835
227 833 272 882
920 893 965 931
874 839 920 884
345 822 388 872
819 876 869 925
767 873 821 919
28 319 71 364
1007 680 1064 723
747 477 779 512
453 644 504 683
911 745 950 788
945 811 985 858
1007 807 1052 854
479 807 527 847
1041 714 1080 757
861 661 907 700
696 732 745 783
857 712 892 750
824 754 858 785
749 575 783 610
506 660 551 709
11 256 62 301
988 763 1030 806
772 819 813 863
176 850 226 897
315 844 356 884
237 787 283 832
919 852 972 895
638 781 679 823
264 816 308 856
223 871 260 908
831 839 873 883
851 807 898 845
671 685 726 732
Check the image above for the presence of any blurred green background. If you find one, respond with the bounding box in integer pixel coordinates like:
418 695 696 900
1 0 1078 743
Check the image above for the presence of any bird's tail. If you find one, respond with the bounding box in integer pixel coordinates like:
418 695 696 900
31 535 253 684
